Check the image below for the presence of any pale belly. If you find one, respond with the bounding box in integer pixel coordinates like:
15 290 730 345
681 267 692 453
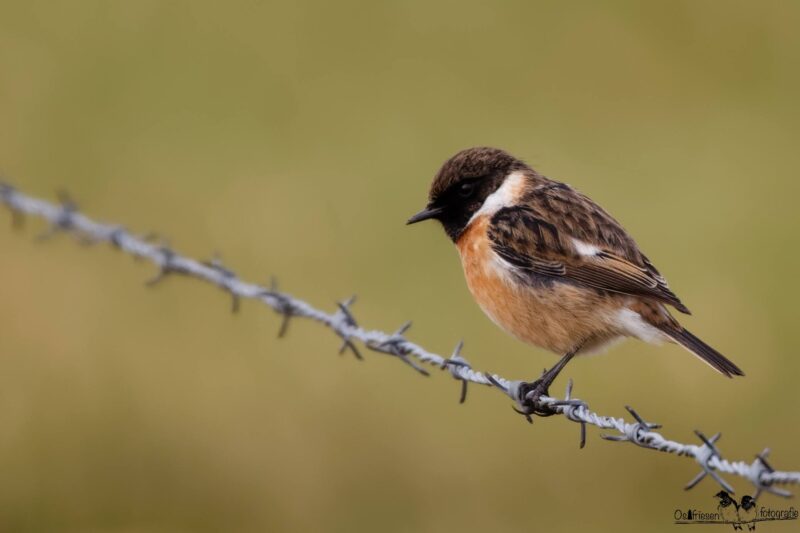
456 218 623 356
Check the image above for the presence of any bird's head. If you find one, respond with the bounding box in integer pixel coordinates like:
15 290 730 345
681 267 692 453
407 147 530 241
740 496 755 510
715 490 732 501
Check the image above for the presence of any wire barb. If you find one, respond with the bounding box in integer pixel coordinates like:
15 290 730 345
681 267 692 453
203 255 240 313
108 226 127 249
442 341 469 403
684 431 735 494
601 405 663 448
366 321 429 376
36 191 77 241
145 247 180 286
334 296 363 360
750 448 792 500
260 278 293 338
2 184 799 498
0 183 24 229
0 182 12 200
553 379 588 448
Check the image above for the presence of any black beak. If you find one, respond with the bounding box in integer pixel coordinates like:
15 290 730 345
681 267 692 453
406 206 443 225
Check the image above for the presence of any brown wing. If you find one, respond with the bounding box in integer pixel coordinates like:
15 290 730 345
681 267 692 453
488 182 690 313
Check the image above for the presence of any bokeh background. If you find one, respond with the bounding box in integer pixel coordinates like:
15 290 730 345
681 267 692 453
1 1 799 531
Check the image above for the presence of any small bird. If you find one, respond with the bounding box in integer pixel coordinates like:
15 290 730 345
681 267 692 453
715 490 742 530
407 147 743 408
739 495 757 530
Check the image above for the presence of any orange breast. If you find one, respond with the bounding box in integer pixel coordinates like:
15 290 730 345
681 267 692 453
456 216 618 355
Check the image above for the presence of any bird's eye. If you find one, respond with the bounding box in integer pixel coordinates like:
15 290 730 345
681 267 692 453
458 182 476 198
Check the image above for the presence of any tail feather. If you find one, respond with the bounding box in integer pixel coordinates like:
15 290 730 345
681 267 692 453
662 328 744 378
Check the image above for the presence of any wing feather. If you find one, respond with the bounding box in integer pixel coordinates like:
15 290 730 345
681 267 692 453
487 184 690 313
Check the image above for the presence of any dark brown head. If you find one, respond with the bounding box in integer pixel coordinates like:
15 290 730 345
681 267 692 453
407 147 529 241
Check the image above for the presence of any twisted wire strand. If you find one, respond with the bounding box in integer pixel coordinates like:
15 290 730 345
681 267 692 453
2 183 798 498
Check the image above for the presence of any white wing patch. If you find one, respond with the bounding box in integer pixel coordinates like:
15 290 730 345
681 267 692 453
571 238 601 257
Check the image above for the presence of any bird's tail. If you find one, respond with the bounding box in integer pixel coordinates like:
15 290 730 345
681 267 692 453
660 327 744 378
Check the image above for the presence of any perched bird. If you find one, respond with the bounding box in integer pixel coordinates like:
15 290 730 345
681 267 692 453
715 490 742 530
739 495 757 530
407 147 743 409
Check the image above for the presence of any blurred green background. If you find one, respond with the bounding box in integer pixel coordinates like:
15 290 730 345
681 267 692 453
1 1 799 531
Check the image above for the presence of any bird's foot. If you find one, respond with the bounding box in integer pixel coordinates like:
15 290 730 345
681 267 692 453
511 349 581 422
515 377 557 418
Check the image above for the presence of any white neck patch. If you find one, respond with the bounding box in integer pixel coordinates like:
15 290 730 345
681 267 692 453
466 171 526 226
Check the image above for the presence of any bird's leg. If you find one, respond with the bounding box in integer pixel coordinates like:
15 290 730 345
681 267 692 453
518 347 579 416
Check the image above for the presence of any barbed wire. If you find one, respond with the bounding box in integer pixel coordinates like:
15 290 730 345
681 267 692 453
2 183 798 499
